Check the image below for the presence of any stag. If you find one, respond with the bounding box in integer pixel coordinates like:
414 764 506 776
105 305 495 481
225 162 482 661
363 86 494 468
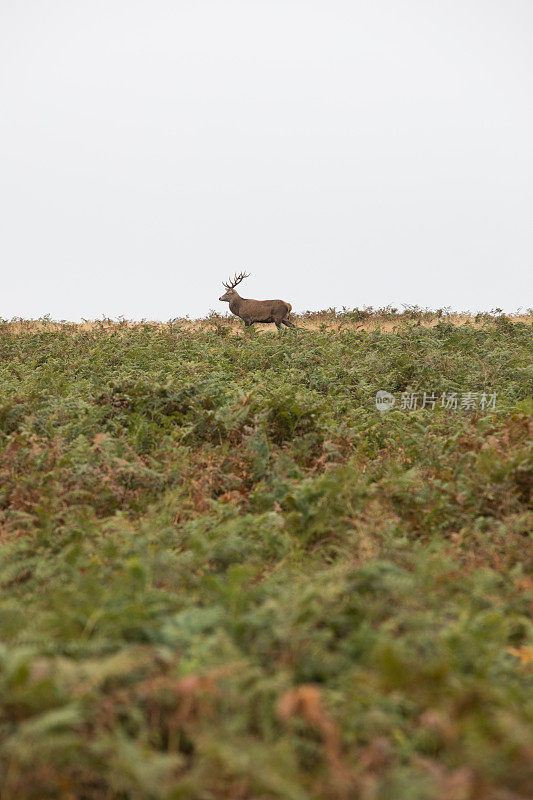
219 272 296 331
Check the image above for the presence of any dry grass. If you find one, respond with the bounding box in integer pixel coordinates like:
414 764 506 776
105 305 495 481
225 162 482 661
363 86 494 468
1 311 530 336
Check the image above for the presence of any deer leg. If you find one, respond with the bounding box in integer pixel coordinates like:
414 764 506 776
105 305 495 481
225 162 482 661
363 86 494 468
282 319 296 329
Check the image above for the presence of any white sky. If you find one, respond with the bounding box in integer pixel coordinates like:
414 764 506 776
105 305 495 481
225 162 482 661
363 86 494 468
1 0 532 320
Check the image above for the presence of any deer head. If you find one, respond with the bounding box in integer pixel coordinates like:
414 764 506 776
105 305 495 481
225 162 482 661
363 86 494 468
219 271 250 302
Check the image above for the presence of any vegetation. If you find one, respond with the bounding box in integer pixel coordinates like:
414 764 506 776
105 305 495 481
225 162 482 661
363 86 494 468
0 311 531 800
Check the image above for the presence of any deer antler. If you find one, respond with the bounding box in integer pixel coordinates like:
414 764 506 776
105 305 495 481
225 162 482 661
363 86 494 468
223 271 250 290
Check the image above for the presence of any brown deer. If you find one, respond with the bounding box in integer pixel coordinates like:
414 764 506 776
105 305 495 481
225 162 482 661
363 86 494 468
219 272 296 331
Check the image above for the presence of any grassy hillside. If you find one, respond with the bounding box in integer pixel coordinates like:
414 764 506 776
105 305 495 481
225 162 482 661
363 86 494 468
0 315 532 800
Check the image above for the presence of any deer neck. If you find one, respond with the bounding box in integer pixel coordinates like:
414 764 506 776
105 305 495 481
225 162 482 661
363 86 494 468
229 293 243 314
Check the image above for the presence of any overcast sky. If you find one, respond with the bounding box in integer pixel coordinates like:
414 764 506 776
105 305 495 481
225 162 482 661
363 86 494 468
1 1 532 320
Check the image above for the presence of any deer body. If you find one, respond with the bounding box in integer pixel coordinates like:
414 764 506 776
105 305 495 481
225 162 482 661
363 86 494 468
219 272 295 331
